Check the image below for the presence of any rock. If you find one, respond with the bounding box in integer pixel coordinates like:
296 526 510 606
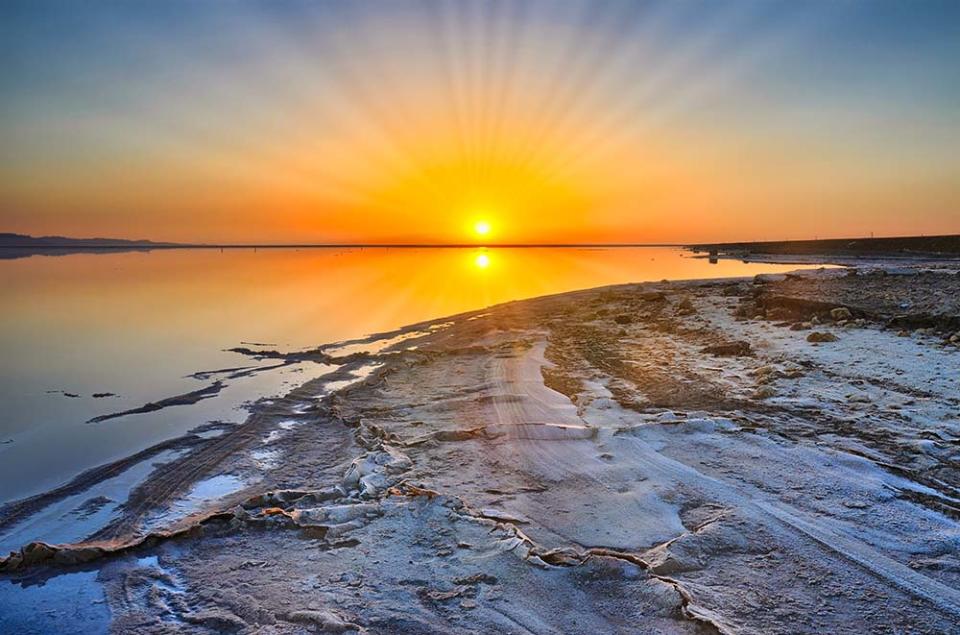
807 332 838 343
640 291 667 302
675 297 695 316
614 314 633 325
790 322 812 331
184 611 248 632
0 551 23 571
20 542 58 567
342 447 412 497
293 503 380 526
781 362 805 378
701 341 752 357
283 609 362 633
423 587 467 602
830 307 853 321
52 545 106 565
454 573 498 585
479 508 530 524
751 365 781 384
752 386 777 400
767 307 793 321
642 542 701 575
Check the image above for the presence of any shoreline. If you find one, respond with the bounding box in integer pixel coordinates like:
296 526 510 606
688 233 960 267
2 258 960 633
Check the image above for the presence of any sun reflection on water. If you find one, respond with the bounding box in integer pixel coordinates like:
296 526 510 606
474 252 491 269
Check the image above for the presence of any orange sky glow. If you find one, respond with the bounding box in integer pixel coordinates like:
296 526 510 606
1 2 957 244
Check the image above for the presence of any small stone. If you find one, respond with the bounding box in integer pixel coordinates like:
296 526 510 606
675 297 695 316
781 362 804 378
807 332 838 343
751 365 781 384
454 573 498 585
767 307 793 321
701 341 752 357
284 609 360 633
479 508 530 524
752 386 777 400
460 599 478 610
830 307 853 321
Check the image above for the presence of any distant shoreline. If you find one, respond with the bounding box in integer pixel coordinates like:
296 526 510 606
689 233 960 260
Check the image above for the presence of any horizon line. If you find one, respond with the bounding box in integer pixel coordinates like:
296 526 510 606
2 232 957 250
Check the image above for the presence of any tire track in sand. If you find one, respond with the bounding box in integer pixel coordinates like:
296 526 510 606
488 339 960 618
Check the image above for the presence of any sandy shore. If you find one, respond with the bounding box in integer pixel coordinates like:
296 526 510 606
2 263 960 633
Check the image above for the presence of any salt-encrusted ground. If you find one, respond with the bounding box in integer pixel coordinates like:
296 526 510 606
2 265 959 634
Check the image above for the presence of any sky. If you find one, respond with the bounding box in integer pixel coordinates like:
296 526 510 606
1 0 958 245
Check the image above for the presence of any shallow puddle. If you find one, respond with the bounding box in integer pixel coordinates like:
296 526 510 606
0 569 109 634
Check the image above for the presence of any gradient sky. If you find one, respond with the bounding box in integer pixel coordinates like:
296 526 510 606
1 0 958 244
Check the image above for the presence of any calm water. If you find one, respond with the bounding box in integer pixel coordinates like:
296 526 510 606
0 247 808 504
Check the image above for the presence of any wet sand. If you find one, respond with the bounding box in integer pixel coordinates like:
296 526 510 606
2 262 960 633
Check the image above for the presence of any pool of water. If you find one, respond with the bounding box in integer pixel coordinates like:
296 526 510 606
0 568 110 634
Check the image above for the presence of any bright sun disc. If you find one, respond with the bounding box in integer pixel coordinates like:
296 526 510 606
474 221 491 236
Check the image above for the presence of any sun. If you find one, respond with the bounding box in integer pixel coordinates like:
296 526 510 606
473 220 491 237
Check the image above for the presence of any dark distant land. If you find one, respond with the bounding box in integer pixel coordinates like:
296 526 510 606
690 234 960 260
0 233 186 248
0 233 187 259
